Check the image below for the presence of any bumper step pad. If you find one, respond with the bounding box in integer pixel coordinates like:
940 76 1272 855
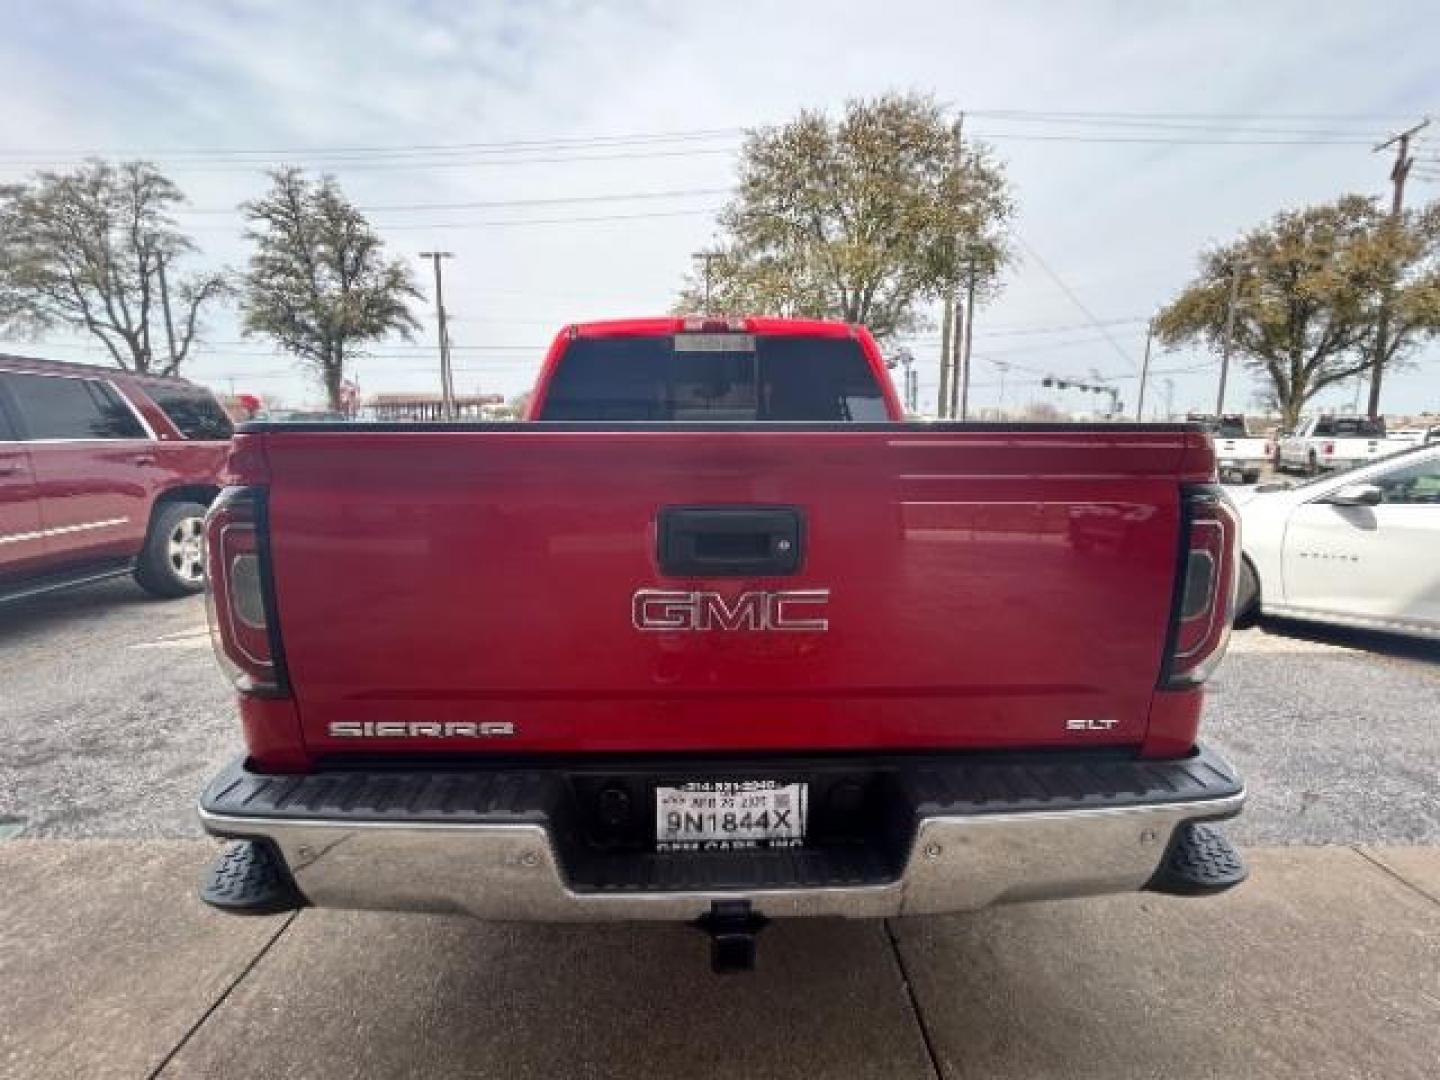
1149 822 1247 896
200 747 1245 908
199 840 305 915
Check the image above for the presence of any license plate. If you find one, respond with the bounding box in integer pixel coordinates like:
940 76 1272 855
655 780 807 852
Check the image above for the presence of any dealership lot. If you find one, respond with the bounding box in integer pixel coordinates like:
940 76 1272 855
1 581 1437 1079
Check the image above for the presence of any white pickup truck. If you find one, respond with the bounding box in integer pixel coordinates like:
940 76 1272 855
1276 415 1389 475
1188 414 1270 484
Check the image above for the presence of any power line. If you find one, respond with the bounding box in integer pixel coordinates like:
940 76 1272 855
899 315 1147 342
5 110 1423 175
0 146 742 175
181 186 732 215
0 127 745 160
974 132 1375 146
1011 234 1137 371
8 110 1423 160
964 107 1426 122
189 206 722 232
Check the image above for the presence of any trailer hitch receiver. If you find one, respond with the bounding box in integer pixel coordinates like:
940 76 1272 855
696 899 768 973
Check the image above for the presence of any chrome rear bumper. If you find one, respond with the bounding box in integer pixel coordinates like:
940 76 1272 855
199 748 1244 921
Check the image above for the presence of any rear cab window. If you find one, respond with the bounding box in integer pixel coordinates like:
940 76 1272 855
1332 417 1386 438
0 371 148 439
0 387 16 441
536 333 890 421
143 382 234 440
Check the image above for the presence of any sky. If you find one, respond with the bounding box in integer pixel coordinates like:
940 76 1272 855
1 0 1438 418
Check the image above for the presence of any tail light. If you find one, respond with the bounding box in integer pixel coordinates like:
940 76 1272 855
1162 486 1240 688
205 486 287 696
1322 441 1335 456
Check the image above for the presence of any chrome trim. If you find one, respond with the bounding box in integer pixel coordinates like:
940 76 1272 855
200 791 1244 922
0 516 130 546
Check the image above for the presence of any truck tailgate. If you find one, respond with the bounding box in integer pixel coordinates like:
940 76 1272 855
252 426 1210 756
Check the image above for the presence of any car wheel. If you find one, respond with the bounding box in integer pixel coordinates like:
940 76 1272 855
1305 451 1319 477
1234 558 1260 627
1243 469 1260 485
134 500 210 598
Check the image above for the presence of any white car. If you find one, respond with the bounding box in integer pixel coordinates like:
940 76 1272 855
1234 444 1440 639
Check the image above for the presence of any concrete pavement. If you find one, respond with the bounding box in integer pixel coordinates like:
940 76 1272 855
1 841 1436 1080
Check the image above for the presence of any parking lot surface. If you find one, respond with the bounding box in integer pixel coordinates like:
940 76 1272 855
1 577 1436 845
1 579 1437 1080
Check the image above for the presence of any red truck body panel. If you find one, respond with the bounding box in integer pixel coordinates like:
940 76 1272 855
229 424 1215 766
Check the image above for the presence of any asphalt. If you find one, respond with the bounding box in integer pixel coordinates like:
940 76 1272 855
0 841 1436 1080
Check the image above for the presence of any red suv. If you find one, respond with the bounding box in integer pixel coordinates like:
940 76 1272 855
0 354 232 603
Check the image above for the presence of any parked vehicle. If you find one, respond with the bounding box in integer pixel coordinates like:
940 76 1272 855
0 355 231 603
1276 415 1388 475
1187 413 1270 484
1235 444 1440 639
196 317 1246 970
1386 426 1440 451
264 409 349 423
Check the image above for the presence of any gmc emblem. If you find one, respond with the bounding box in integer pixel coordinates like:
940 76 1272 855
632 588 830 632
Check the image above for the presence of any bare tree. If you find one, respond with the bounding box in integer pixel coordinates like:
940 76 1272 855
0 160 228 373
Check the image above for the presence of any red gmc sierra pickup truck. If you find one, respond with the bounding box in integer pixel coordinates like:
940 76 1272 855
197 317 1245 971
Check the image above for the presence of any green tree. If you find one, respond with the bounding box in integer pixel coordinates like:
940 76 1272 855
676 94 1012 338
0 160 228 373
240 168 421 408
1155 195 1440 428
1363 199 1440 414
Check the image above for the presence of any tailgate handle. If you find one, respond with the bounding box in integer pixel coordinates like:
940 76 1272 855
658 506 803 577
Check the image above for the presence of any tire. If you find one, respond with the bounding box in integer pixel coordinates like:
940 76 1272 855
1305 451 1319 477
134 500 209 598
1243 469 1260 485
1234 558 1260 627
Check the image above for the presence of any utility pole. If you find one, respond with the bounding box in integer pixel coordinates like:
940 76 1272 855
994 360 1010 416
956 261 977 420
937 114 967 420
419 251 456 419
1216 261 1243 416
947 293 962 420
1367 118 1430 419
692 249 724 311
1135 318 1154 420
892 347 917 414
937 298 954 418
